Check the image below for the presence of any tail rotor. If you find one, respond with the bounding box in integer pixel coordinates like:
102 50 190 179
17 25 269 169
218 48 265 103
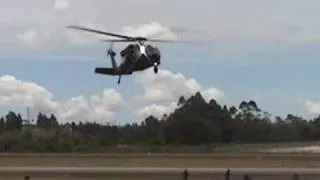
104 41 119 84
106 42 115 57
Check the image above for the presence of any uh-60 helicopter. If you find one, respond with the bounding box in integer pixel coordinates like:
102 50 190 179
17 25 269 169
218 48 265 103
66 25 207 84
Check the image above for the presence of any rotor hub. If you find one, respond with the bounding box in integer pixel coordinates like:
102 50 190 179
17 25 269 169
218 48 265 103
135 37 148 41
138 41 145 46
133 37 147 46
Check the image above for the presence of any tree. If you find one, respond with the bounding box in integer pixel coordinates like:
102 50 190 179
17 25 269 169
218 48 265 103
0 117 4 133
5 111 22 131
36 113 58 129
0 92 320 152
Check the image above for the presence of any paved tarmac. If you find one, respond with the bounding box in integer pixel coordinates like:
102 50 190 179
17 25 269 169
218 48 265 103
0 167 319 180
0 167 319 173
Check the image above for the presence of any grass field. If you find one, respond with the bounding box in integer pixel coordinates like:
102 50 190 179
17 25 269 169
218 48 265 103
1 142 320 168
0 152 320 168
1 143 320 179
1 151 320 180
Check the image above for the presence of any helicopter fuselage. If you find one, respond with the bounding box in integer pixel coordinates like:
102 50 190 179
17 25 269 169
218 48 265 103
94 43 162 84
119 43 161 73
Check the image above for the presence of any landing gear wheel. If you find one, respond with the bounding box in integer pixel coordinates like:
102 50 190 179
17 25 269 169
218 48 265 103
153 66 158 74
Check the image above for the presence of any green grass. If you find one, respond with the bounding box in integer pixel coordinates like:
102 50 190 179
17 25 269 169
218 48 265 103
0 153 320 168
1 141 320 155
1 142 320 168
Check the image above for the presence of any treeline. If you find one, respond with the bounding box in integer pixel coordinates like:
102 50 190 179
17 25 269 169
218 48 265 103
1 92 320 152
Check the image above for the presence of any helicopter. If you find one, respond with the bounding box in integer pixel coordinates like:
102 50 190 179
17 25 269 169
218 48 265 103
66 25 208 84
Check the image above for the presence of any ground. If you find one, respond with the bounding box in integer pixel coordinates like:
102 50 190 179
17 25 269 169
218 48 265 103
1 153 320 168
3 143 320 180
0 153 319 180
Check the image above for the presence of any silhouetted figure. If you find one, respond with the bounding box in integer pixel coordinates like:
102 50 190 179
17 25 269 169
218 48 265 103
292 173 299 180
243 174 252 180
225 169 231 180
182 169 189 180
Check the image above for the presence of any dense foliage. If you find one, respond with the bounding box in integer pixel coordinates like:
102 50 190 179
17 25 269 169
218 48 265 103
1 92 320 153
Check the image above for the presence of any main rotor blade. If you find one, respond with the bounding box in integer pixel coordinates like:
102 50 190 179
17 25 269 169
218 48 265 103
66 25 134 40
101 38 214 45
100 39 135 42
147 39 214 45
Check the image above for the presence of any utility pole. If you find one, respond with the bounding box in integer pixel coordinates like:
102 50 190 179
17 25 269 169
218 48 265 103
26 106 30 125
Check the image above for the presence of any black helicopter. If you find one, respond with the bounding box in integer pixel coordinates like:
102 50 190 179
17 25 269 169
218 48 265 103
66 25 207 84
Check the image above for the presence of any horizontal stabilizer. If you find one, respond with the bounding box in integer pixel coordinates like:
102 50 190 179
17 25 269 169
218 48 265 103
94 67 133 75
94 67 117 75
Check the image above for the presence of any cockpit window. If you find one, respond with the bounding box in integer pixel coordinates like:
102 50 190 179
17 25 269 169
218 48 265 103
146 45 160 55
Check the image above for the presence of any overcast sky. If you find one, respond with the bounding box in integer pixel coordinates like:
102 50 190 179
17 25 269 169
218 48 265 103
0 0 320 124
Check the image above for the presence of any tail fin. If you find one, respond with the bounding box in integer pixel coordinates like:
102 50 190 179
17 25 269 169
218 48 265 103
111 56 117 69
108 50 117 69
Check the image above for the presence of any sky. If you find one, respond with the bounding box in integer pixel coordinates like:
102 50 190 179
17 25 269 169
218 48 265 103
0 0 320 124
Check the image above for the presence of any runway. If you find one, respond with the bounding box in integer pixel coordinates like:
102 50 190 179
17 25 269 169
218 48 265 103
0 167 319 174
0 167 319 180
0 166 320 175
